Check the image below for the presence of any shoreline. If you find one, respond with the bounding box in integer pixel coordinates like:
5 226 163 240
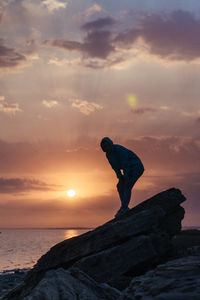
0 268 29 299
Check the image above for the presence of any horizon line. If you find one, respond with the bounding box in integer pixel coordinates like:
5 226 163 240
0 227 94 230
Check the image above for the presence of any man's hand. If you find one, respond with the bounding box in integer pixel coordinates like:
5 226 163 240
117 177 132 188
117 177 124 188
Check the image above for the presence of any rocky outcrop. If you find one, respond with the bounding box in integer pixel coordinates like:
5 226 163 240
22 268 121 300
121 254 200 300
3 188 186 300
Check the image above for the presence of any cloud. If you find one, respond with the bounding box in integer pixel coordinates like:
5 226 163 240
115 10 200 61
0 96 22 115
48 57 80 66
130 105 170 115
0 39 26 69
43 10 200 66
0 192 117 227
81 17 116 31
44 29 115 59
42 99 59 108
0 177 59 194
69 98 103 115
181 109 200 124
23 39 40 59
84 4 104 18
0 135 199 181
51 10 200 67
0 135 199 227
44 38 82 51
0 173 198 227
124 136 200 173
43 16 116 59
42 0 67 13
0 138 103 176
83 29 115 59
131 106 157 114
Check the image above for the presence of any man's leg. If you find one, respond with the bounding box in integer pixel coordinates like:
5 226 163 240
122 166 144 208
117 179 125 207
115 180 130 217
121 178 137 209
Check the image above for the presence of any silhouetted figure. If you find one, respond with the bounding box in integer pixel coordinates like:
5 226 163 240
100 137 144 218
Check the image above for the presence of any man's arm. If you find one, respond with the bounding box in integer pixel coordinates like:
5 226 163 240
116 146 130 180
106 153 123 180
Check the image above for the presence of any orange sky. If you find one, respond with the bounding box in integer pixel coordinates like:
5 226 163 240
0 0 199 227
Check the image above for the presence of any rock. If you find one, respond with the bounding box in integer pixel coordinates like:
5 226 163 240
24 206 167 286
123 188 186 236
121 254 200 299
0 269 29 300
172 229 200 250
3 188 186 300
21 268 121 300
73 232 171 283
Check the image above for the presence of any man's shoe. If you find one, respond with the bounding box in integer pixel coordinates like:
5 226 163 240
115 207 130 218
115 207 123 218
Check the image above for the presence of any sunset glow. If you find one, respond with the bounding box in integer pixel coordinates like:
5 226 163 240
0 0 199 228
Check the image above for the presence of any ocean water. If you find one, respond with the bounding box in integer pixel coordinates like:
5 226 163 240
0 228 90 274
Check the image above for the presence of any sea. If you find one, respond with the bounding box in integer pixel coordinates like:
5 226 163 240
0 228 90 274
0 226 199 275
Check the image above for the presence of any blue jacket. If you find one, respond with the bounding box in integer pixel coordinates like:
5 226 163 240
101 137 144 180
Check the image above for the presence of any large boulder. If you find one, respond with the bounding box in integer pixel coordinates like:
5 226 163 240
21 268 121 300
3 188 186 300
121 254 200 299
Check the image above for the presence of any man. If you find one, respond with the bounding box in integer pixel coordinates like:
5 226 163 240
100 137 144 218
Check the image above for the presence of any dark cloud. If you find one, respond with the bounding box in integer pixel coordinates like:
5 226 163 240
45 29 114 59
44 10 200 65
115 28 139 46
81 17 116 31
82 30 114 59
43 39 82 51
0 177 60 194
131 107 157 114
0 39 26 68
116 10 200 61
43 16 115 59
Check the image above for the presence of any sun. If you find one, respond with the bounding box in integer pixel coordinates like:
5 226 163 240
67 189 76 197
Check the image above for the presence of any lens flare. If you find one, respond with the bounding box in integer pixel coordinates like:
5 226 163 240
127 94 137 106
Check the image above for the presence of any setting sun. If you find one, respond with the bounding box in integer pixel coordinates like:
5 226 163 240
67 189 76 197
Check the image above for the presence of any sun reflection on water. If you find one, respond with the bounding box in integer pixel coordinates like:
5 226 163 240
64 229 78 240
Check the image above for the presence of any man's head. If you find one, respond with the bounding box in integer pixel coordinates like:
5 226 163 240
100 137 113 154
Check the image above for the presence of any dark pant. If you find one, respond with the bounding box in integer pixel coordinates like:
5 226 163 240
117 165 144 208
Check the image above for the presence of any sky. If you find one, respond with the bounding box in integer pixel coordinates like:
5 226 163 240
0 0 199 228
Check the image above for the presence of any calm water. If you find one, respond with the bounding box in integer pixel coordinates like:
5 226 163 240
0 229 90 273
